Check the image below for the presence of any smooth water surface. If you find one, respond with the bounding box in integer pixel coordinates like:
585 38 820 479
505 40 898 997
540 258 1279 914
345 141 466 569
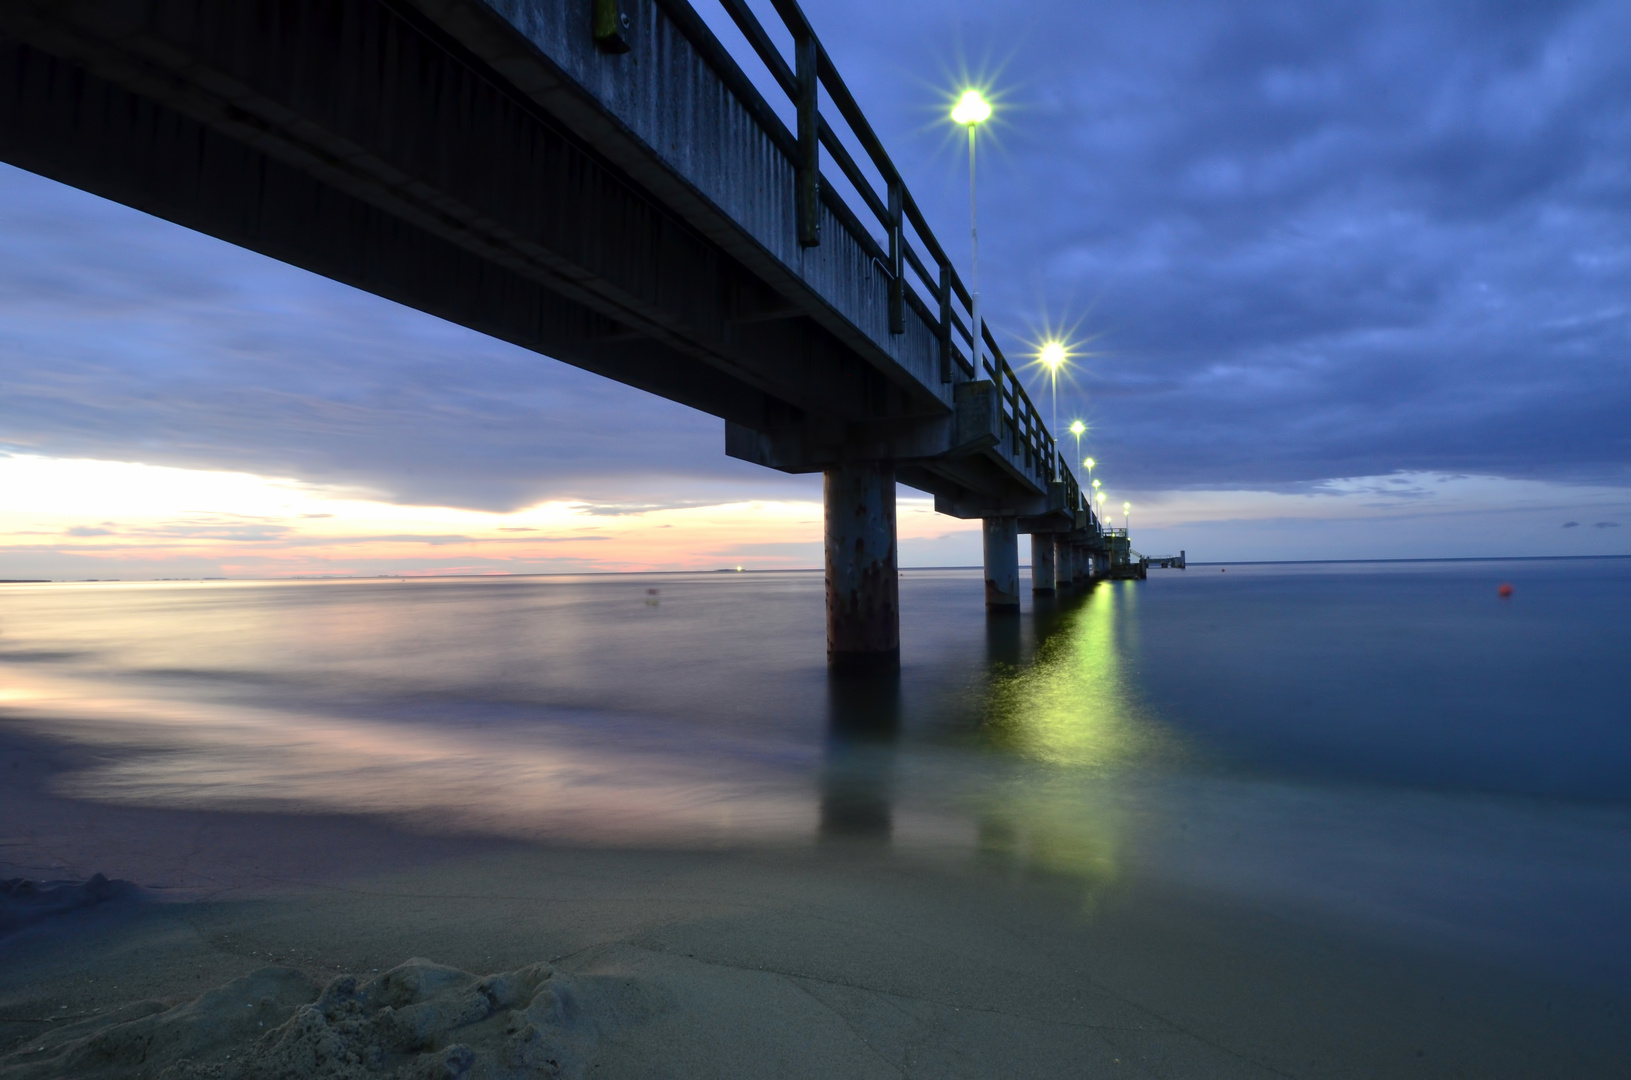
2 559 1628 994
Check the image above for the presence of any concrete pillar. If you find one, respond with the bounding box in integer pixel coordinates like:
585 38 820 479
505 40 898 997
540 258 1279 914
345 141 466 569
1055 537 1073 589
824 462 899 671
1075 545 1090 583
983 516 1020 610
1030 533 1056 595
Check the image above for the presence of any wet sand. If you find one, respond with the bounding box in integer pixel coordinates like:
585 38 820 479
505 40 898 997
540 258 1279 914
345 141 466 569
3 730 1626 1078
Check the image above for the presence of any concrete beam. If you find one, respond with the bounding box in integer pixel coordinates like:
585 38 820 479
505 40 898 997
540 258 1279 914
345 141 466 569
0 1 932 435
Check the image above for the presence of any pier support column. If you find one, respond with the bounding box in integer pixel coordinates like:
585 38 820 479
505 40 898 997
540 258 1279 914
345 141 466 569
1054 537 1073 590
824 462 899 671
1030 533 1056 595
983 517 1020 610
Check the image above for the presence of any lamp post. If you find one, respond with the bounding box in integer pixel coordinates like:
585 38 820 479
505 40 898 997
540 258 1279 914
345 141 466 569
1069 421 1085 473
1084 456 1094 492
1039 341 1065 438
1124 502 1131 532
952 90 991 373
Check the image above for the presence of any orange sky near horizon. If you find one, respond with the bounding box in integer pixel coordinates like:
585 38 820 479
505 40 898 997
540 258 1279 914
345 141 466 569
0 452 985 579
2 452 1627 581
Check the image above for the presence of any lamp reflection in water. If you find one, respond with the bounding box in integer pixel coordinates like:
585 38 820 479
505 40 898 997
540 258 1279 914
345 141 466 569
972 581 1180 897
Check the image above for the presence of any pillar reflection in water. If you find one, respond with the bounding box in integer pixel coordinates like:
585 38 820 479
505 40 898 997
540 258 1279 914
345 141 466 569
974 581 1182 894
984 602 1025 669
819 670 902 842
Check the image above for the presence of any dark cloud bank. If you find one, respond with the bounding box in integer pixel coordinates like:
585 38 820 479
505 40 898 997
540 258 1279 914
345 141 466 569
0 0 1627 510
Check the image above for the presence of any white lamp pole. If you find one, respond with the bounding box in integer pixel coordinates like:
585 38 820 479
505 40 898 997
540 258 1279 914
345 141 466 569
1039 342 1065 437
953 91 991 373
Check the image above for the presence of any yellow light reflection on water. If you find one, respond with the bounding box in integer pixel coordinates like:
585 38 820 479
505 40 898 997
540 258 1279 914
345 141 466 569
982 582 1175 770
971 582 1182 895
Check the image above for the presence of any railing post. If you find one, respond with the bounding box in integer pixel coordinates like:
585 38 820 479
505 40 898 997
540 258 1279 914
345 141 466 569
887 180 904 334
795 33 820 248
938 264 955 381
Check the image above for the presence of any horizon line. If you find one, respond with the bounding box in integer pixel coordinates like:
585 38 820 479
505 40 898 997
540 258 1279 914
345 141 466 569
4 551 1629 584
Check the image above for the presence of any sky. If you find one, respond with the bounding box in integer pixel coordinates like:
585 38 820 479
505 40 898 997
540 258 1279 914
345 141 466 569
1 0 1628 579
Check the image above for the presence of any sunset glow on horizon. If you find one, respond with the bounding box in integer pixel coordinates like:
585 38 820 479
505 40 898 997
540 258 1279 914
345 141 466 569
0 452 983 580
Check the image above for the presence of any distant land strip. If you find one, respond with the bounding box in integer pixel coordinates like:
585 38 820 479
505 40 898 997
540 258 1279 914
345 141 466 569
4 554 1630 585
1188 554 1631 566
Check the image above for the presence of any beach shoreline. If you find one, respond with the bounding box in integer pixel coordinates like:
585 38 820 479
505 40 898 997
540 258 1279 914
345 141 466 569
4 723 1626 1078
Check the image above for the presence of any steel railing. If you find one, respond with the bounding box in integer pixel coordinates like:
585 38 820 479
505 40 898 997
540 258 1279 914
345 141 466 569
662 0 1095 529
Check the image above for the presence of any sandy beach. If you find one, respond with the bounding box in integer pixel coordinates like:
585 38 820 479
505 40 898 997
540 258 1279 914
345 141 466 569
4 726 1625 1079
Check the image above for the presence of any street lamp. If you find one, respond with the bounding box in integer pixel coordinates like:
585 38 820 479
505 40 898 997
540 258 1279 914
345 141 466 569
1084 456 1095 491
1096 491 1106 527
1124 501 1131 531
953 89 992 374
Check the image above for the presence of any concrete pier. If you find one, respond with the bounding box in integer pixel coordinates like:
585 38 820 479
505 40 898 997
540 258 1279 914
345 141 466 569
824 463 900 671
1031 534 1057 595
983 517 1021 610
0 0 1142 664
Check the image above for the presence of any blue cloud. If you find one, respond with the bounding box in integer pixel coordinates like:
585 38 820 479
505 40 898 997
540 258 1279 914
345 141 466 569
0 0 1627 510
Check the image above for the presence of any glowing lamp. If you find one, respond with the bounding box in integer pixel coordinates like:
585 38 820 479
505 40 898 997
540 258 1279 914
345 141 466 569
952 90 992 126
1069 421 1086 436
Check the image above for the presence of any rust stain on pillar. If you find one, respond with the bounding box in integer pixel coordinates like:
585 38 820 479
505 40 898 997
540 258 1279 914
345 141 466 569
825 462 899 671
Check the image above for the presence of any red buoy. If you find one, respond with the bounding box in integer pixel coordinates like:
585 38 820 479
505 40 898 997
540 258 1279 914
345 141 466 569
1498 583 1514 598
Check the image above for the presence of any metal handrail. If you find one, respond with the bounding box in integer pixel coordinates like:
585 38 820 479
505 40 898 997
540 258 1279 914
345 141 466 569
704 0 1089 523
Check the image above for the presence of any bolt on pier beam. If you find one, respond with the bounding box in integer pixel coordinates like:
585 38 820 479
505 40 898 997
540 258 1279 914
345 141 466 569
824 462 900 672
1031 534 1056 595
982 517 1020 610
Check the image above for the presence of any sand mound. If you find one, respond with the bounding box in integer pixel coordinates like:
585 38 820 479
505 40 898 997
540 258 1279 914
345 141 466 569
1 958 604 1079
0 875 136 939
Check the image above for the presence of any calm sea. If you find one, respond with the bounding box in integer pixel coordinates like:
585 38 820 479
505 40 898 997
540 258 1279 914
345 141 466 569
2 557 1628 990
